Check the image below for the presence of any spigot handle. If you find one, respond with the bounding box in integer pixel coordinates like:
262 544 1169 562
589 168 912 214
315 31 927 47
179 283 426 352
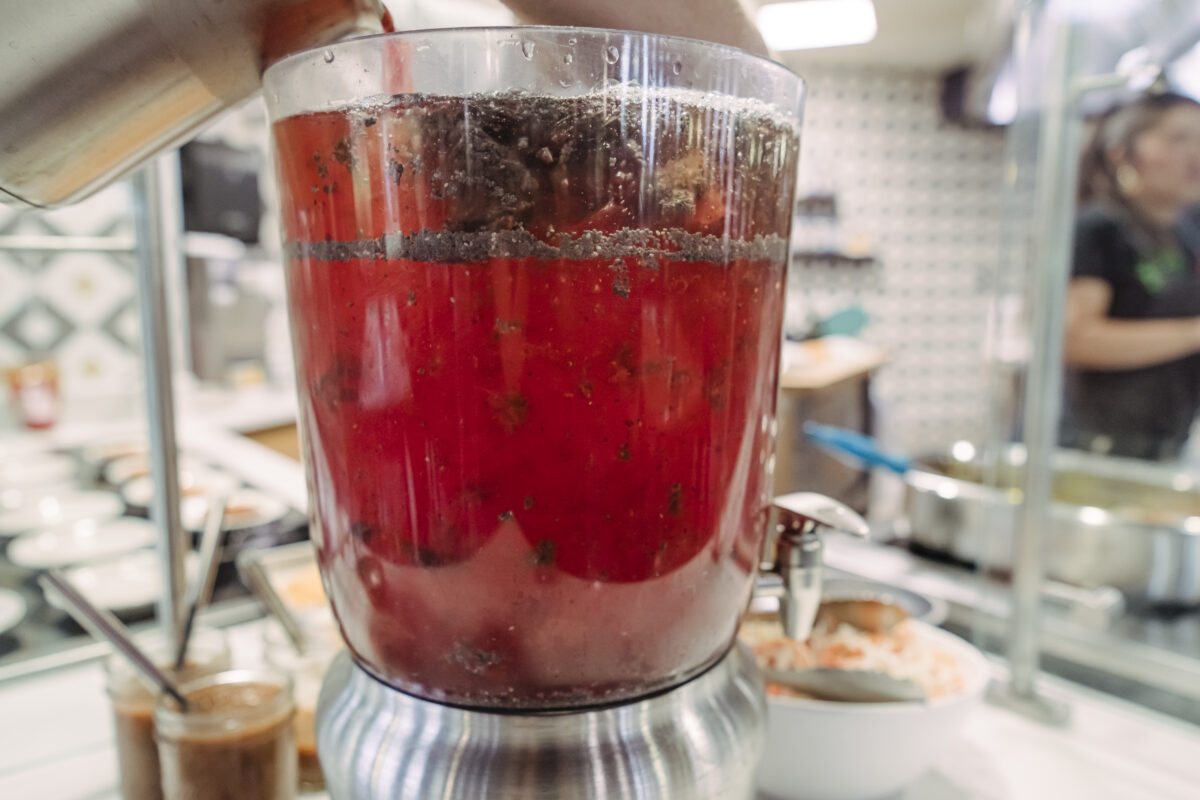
767 493 869 641
774 492 871 538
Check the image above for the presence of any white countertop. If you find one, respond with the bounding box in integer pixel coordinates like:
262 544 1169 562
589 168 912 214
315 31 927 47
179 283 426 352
1 617 1198 800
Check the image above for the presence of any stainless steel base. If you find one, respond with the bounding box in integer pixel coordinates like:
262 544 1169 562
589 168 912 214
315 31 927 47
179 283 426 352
316 645 767 800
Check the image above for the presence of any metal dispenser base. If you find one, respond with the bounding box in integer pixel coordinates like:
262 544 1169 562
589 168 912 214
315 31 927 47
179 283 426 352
316 645 767 800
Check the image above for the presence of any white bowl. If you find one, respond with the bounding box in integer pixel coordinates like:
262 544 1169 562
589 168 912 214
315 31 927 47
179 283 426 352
179 488 288 532
103 453 203 487
49 550 199 615
0 588 26 636
756 623 989 800
120 468 240 509
0 452 78 488
7 517 158 570
0 490 124 537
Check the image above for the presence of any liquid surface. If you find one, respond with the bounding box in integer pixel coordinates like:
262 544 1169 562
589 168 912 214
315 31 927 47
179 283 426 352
274 88 799 708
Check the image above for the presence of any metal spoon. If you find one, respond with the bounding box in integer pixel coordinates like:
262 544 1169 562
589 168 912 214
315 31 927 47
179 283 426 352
173 491 229 670
238 557 309 655
761 665 926 703
39 569 189 709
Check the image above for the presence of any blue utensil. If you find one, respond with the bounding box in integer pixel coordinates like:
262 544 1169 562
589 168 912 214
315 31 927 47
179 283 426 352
802 423 912 475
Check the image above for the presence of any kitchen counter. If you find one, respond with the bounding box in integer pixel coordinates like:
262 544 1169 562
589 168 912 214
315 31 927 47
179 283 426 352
1 615 1198 799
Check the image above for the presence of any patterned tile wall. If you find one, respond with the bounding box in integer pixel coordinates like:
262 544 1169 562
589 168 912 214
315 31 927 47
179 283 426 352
785 62 1009 454
0 183 143 410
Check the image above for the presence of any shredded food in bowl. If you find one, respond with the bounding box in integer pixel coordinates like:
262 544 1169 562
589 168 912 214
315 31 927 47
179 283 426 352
740 617 966 700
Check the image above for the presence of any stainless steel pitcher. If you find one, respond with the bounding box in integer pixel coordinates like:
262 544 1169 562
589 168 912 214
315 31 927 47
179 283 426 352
0 0 386 207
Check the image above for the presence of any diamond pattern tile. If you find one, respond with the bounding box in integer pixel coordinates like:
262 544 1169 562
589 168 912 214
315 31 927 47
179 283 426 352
0 253 31 328
1 298 75 354
38 252 134 326
55 330 140 400
101 298 142 351
0 178 141 411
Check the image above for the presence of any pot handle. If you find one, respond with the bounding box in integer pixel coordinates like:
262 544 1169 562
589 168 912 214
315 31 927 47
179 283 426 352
762 493 870 641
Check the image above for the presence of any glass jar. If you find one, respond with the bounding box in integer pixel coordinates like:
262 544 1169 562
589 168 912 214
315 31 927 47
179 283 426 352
261 613 343 789
104 628 231 800
155 669 296 800
265 27 803 710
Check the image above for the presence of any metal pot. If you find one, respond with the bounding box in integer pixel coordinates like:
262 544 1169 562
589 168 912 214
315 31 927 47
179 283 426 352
905 443 1200 605
0 0 386 207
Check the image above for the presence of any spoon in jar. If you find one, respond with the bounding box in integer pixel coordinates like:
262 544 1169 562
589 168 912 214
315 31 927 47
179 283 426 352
173 491 229 670
39 569 189 709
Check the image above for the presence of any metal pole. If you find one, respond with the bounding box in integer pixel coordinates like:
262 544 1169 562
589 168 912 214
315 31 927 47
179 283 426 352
131 154 188 655
988 13 1081 725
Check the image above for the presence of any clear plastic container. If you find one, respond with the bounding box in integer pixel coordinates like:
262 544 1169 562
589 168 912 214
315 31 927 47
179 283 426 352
265 27 804 710
104 628 231 800
155 669 296 800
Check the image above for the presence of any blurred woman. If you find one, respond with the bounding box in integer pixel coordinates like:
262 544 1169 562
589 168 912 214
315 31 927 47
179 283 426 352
1062 92 1200 460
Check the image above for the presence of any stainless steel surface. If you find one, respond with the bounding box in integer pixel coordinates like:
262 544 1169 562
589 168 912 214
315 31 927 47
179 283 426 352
0 0 384 207
759 666 926 704
904 445 1200 603
173 492 228 670
132 159 188 658
768 493 870 641
37 570 188 708
317 646 766 800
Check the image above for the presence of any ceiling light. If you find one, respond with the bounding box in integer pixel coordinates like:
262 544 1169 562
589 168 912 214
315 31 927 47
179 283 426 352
756 0 878 51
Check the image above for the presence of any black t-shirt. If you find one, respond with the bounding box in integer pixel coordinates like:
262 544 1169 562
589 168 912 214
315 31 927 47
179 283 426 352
1061 204 1200 460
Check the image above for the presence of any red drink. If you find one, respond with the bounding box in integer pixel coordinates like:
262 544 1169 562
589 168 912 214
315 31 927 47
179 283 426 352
274 89 799 709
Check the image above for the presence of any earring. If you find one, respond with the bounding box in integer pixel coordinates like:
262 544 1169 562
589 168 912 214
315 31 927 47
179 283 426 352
1116 163 1142 195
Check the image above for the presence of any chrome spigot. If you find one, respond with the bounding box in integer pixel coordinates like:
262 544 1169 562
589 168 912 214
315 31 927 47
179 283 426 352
764 493 870 641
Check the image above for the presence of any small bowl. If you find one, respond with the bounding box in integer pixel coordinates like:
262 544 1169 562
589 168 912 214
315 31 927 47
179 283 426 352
179 488 288 533
0 588 27 637
49 550 199 616
0 490 124 537
7 517 158 570
0 452 78 488
755 622 989 800
120 468 240 510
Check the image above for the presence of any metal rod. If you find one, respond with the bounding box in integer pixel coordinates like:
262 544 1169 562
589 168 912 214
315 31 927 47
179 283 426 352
39 570 189 709
132 154 188 657
173 492 229 670
240 560 309 654
1008 16 1084 699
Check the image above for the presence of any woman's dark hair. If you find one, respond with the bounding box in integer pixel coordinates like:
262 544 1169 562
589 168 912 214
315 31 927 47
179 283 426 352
1077 92 1200 205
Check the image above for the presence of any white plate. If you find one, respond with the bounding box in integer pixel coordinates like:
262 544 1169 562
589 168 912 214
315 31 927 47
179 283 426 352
7 517 158 570
81 439 146 467
0 453 78 489
0 588 26 636
50 551 199 615
181 488 289 532
0 491 124 537
104 454 202 487
121 468 241 509
1 482 78 513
